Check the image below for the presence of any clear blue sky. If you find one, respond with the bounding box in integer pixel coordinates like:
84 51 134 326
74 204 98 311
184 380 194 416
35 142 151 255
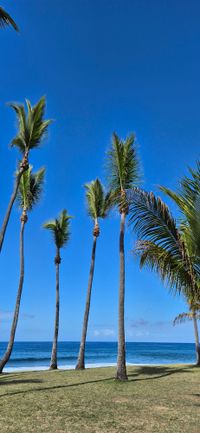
0 0 200 343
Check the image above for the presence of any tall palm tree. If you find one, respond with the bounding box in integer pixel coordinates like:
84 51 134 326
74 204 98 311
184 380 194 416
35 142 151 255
107 132 140 381
129 186 200 365
76 179 113 370
0 6 18 31
43 210 71 370
0 96 51 253
0 166 45 373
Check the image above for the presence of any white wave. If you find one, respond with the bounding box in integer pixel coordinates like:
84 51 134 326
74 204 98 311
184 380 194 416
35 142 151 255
3 361 170 373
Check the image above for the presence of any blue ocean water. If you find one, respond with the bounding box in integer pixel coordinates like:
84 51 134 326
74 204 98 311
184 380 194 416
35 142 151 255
0 341 196 371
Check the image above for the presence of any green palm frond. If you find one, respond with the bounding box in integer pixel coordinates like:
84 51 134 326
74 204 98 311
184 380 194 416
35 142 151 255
10 96 52 154
160 161 200 268
43 210 71 249
107 132 140 197
0 7 18 31
173 312 199 325
85 179 113 220
17 166 45 211
129 189 183 259
130 187 200 303
135 240 192 295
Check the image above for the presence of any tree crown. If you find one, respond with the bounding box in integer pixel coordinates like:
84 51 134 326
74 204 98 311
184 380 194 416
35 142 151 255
10 96 52 154
85 178 113 221
17 166 45 212
43 210 71 250
107 132 140 196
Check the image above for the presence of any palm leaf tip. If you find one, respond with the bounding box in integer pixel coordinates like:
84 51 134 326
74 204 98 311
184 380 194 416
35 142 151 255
0 7 19 31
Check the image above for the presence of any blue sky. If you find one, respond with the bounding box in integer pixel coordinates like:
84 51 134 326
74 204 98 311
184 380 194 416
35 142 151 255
0 0 200 343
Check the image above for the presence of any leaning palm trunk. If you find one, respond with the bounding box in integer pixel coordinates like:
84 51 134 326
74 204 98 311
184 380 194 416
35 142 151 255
116 211 128 380
76 226 98 370
50 249 60 370
0 211 27 373
192 313 200 366
0 153 28 253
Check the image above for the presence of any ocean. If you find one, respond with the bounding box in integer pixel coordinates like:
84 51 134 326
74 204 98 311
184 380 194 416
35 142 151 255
0 341 196 372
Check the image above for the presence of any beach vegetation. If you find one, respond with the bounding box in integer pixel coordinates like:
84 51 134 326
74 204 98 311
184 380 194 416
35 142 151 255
0 166 45 373
76 179 113 370
43 210 71 370
107 132 140 381
0 97 51 253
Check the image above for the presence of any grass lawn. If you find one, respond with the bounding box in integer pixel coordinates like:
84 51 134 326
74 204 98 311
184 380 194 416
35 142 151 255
0 365 199 433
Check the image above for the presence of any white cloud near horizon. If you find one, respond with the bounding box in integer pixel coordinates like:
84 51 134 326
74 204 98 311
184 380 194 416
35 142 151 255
93 328 115 337
0 310 35 321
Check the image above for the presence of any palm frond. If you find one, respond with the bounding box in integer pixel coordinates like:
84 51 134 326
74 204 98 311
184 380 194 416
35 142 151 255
43 209 71 249
173 312 195 325
107 132 140 197
160 161 200 269
85 179 113 220
10 96 52 154
129 189 182 259
17 166 45 211
0 7 18 31
134 240 192 295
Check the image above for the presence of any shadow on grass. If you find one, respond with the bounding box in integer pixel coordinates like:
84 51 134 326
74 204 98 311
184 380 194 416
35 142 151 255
0 378 43 386
128 365 195 381
0 365 196 398
0 377 114 397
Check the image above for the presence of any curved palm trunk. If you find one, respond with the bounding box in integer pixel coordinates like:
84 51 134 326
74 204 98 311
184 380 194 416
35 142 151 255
0 154 28 253
193 313 200 366
50 249 60 370
116 211 128 381
0 215 26 373
76 235 97 370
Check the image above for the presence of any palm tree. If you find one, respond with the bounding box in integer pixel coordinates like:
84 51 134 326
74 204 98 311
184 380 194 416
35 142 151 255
129 186 200 365
0 96 51 253
0 166 45 373
43 210 71 370
0 6 18 31
107 132 140 381
173 300 200 365
76 179 113 370
158 162 200 364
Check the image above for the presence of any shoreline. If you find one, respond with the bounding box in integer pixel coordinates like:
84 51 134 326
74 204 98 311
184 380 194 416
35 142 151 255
3 361 194 374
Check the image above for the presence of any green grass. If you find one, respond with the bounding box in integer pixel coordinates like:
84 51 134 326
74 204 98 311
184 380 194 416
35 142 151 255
0 365 200 433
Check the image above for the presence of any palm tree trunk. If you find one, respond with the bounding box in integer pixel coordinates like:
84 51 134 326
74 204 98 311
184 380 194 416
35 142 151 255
0 154 28 253
116 211 128 381
0 174 21 253
0 216 26 373
50 249 60 370
76 235 97 370
193 313 200 366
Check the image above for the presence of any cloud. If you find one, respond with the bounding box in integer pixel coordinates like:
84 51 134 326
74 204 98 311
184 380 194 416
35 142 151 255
131 319 149 328
93 328 115 337
0 310 35 321
130 318 170 328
